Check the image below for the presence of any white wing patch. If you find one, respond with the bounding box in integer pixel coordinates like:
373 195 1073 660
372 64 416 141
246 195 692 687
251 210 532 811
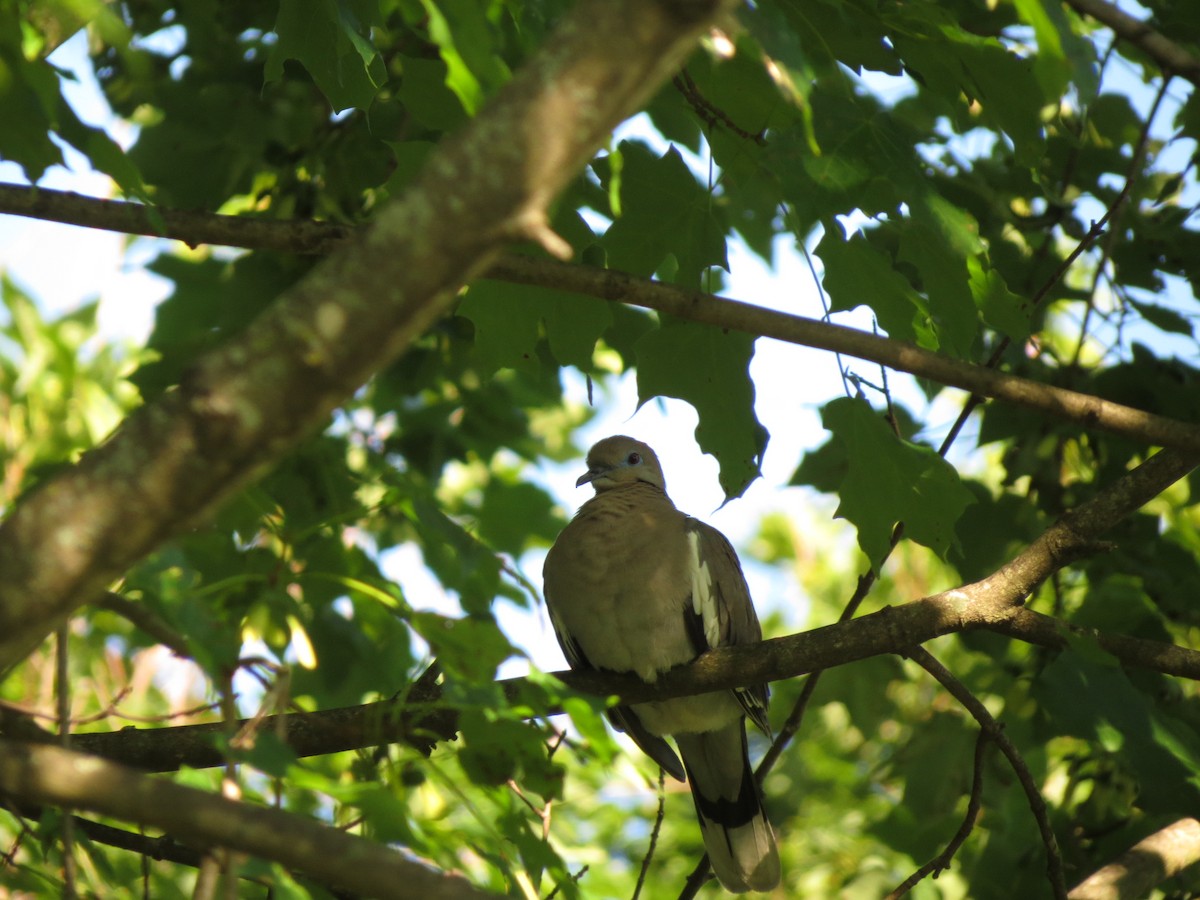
688 529 722 649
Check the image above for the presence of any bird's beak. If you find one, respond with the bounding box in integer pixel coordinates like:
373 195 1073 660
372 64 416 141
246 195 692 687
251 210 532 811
576 466 605 487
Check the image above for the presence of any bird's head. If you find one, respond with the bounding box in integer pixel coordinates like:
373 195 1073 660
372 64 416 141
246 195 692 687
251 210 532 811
576 435 666 493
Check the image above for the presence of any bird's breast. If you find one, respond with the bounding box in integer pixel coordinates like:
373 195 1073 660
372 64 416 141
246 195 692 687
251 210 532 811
545 505 696 683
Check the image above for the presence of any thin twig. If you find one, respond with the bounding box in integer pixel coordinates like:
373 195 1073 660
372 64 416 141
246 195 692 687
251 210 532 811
672 70 767 146
95 591 194 660
795 224 853 399
1069 75 1173 368
633 769 667 900
677 850 712 899
545 865 589 900
886 731 990 898
904 647 1066 900
56 623 77 898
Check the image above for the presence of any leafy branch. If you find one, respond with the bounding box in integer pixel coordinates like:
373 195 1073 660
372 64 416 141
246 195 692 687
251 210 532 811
2 185 1199 456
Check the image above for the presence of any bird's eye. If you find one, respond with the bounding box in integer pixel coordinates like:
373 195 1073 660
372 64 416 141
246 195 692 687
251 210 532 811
627 452 641 465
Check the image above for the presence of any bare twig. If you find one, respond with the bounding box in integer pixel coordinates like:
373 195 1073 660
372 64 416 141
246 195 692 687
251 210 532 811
56 623 77 898
96 591 194 661
672 70 767 145
633 768 667 900
1070 75 1173 368
886 731 990 898
545 865 589 900
905 647 1066 900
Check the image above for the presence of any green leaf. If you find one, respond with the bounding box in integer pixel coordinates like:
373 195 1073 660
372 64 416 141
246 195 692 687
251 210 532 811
1128 298 1193 337
417 0 509 115
635 320 767 499
221 730 300 778
0 47 63 179
457 279 612 373
396 55 468 130
968 256 1032 343
266 0 385 112
410 494 503 615
476 478 560 558
892 25 1045 166
411 612 516 681
132 254 303 397
817 224 937 350
602 141 728 289
1035 649 1200 810
896 219 978 358
769 81 919 232
53 94 148 199
820 397 975 569
1011 0 1099 101
457 281 543 372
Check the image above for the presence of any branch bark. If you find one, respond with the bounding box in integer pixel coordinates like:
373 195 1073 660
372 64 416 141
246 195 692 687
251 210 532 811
4 185 1200 455
1069 818 1200 900
0 739 501 900
1061 0 1200 86
0 0 738 670
488 258 1200 453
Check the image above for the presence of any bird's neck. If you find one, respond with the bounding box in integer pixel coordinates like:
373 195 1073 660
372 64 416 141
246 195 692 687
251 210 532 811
578 481 675 518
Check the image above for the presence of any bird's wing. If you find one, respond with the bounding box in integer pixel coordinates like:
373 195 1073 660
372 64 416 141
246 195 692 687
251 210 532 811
683 519 772 737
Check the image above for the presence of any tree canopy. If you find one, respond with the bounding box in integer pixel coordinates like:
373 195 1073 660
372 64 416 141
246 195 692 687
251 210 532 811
1 0 1200 897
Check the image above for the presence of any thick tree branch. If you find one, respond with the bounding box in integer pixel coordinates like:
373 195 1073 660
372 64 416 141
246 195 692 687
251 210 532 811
1062 0 1200 86
50 593 1200 772
1069 818 1200 900
0 739 500 900
0 0 738 669
2 184 1199 455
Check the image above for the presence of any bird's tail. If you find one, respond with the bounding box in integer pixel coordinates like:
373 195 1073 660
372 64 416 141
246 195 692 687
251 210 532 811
676 723 780 893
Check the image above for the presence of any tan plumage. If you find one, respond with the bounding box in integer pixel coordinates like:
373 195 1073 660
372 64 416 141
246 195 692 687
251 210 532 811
543 435 780 893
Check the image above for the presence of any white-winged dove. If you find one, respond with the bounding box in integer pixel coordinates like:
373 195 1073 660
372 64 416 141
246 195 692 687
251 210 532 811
543 435 780 893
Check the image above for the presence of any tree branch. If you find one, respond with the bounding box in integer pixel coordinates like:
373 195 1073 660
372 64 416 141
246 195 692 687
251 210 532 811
1061 0 1200 86
905 648 1066 899
0 739 500 900
887 731 989 898
489 257 1200 453
1069 817 1200 900
35 447 1197 773
0 0 739 670
3 184 1199 456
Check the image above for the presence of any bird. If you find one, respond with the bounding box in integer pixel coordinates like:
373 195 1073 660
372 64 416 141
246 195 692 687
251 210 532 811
543 435 780 893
